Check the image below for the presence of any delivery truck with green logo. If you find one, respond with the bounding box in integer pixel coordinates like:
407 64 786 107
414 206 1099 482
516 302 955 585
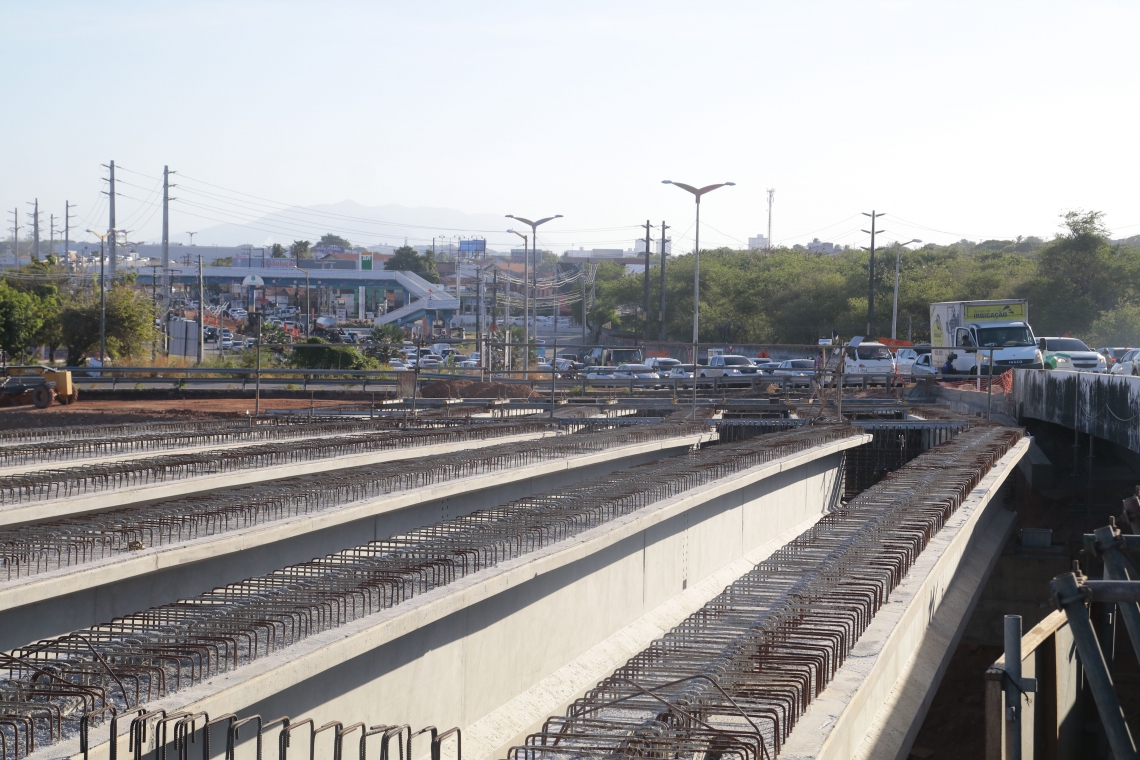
929 299 1043 374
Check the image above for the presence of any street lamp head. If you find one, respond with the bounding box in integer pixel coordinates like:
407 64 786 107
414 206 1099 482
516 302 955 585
505 215 515 219
911 238 922 244
662 180 673 185
554 214 563 219
725 182 736 186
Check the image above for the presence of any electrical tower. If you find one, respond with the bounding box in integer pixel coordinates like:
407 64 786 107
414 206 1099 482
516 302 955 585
26 199 40 260
861 211 886 337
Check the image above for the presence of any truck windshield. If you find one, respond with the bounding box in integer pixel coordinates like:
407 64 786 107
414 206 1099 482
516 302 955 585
723 356 753 366
857 346 892 360
977 326 1035 347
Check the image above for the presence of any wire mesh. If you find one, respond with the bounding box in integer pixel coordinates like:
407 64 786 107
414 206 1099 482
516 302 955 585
0 425 861 760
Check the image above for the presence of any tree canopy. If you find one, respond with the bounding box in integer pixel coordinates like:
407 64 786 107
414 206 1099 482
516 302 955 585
290 240 311 260
588 210 1140 346
318 233 352 249
384 245 441 283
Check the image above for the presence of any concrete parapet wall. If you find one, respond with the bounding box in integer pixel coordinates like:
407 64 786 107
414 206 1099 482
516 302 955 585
1013 369 1140 454
778 437 1029 760
57 435 867 760
0 434 708 650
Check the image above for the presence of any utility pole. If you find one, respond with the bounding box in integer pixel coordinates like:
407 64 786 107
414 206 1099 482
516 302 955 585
861 210 886 337
105 161 117 275
581 262 588 344
162 165 176 290
27 199 40 260
8 208 19 261
49 214 55 259
64 201 75 269
197 255 204 365
658 221 670 341
766 189 775 250
643 220 652 341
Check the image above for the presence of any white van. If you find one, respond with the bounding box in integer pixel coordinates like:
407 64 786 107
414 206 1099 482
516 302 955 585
843 338 897 377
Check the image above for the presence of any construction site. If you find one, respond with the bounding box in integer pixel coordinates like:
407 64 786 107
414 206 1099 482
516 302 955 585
1 367 1138 760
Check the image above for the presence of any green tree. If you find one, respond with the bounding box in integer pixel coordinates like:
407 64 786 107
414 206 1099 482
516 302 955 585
318 233 352 249
0 281 45 361
384 246 442 283
270 243 287 258
288 337 376 370
290 240 312 260
60 282 156 365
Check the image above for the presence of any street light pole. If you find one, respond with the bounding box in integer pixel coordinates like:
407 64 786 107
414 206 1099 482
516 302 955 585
506 214 562 371
298 267 311 337
891 239 922 340
661 181 735 346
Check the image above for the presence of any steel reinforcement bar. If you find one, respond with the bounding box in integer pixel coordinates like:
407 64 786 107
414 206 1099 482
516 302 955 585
0 417 481 468
0 425 861 760
505 424 1021 760
0 424 705 580
0 422 554 506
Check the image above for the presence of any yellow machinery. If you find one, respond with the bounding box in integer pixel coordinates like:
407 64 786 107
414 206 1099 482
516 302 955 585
0 366 78 408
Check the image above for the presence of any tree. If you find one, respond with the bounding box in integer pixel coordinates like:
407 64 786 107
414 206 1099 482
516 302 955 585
384 246 442 283
318 233 352 249
289 337 375 370
0 281 44 361
290 240 312 260
1026 210 1121 336
61 282 156 365
271 243 287 258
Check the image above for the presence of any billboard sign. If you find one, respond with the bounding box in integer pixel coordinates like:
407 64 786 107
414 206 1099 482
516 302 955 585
458 239 486 254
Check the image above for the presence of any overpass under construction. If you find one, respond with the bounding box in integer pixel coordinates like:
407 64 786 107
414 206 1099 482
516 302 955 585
0 407 1029 760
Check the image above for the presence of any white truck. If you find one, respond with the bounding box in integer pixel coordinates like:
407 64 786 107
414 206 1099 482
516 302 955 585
929 299 1043 374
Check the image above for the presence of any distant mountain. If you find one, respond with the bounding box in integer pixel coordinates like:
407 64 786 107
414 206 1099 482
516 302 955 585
183 200 511 248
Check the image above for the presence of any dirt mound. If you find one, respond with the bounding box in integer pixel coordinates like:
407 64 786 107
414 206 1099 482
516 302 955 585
419 380 537 399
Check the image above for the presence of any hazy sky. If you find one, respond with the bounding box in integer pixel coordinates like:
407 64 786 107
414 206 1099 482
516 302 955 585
3 1 1139 253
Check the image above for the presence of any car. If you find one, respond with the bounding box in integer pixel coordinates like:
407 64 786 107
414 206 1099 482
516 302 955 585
911 353 937 376
894 346 931 375
699 355 760 379
772 359 816 386
584 367 619 385
753 359 781 374
1110 349 1140 376
204 326 219 343
220 328 233 340
244 337 258 349
613 364 661 383
1037 337 1107 372
646 357 682 373
667 364 696 382
1095 347 1131 368
220 337 233 350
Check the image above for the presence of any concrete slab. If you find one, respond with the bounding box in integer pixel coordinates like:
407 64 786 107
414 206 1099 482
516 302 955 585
0 431 557 528
777 436 1029 760
47 434 869 760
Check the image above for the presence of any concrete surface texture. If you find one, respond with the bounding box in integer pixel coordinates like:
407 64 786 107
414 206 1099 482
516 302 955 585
44 435 866 760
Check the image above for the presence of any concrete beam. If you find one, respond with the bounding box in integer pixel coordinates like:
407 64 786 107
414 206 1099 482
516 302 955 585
0 432 712 648
1013 369 1140 454
777 436 1029 760
0 431 558 529
54 434 868 760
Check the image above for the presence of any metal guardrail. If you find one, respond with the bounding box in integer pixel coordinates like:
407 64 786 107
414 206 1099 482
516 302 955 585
0 425 859 760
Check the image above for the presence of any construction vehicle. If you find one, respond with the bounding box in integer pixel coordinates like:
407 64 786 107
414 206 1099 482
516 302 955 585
0 366 79 408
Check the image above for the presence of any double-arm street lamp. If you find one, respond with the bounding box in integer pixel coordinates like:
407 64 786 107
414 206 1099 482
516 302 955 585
891 239 922 340
661 181 735 346
506 214 562 370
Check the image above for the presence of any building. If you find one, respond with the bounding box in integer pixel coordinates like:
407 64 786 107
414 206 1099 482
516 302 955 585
633 238 672 255
807 238 839 255
748 234 769 250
